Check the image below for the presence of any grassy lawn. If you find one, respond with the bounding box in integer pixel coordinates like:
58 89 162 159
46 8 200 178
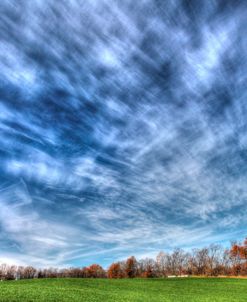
0 278 246 302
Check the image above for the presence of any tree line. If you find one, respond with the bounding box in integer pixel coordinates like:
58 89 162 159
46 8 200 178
1 238 246 280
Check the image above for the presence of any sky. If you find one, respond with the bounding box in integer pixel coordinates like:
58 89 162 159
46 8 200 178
0 0 247 268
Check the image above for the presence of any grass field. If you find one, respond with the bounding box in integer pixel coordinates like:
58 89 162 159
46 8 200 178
0 278 246 302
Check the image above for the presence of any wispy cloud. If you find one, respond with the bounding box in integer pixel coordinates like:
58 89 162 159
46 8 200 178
0 0 247 267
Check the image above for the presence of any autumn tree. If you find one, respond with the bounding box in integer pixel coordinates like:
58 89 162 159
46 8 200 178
107 263 123 278
229 238 247 275
87 264 106 278
139 258 157 278
125 256 137 278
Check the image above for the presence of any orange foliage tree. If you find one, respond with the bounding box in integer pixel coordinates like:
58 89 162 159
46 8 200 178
86 264 106 278
125 256 137 278
107 263 123 278
230 238 247 275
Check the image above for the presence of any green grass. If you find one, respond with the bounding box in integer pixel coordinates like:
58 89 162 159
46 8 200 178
0 278 246 302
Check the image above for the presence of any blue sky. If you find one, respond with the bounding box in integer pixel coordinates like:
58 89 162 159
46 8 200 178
0 0 247 268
